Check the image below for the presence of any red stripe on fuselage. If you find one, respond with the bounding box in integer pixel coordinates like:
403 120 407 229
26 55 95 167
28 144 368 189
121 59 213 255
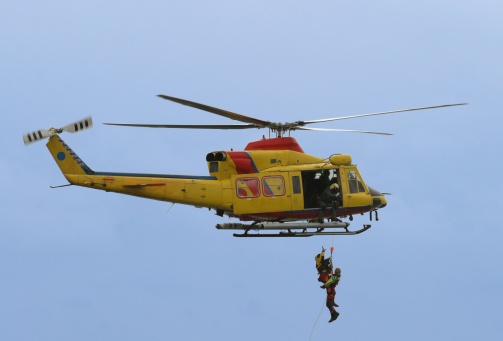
227 152 258 174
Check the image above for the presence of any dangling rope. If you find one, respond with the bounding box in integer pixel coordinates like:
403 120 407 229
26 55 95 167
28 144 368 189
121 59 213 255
309 297 326 341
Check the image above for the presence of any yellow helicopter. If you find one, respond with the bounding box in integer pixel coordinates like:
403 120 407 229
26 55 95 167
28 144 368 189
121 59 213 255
23 95 465 237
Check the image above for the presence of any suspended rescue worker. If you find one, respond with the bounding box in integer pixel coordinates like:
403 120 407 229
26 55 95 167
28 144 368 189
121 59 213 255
321 267 341 323
320 267 341 289
315 247 333 283
318 183 340 224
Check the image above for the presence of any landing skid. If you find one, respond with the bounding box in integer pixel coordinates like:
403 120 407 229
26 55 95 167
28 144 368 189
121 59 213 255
215 221 371 237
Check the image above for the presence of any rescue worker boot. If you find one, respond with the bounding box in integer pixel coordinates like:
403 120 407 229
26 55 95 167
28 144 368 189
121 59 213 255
318 210 324 224
330 209 337 222
331 208 341 222
328 310 339 323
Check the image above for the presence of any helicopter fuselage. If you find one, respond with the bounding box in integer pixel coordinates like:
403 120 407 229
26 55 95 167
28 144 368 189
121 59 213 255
47 135 386 223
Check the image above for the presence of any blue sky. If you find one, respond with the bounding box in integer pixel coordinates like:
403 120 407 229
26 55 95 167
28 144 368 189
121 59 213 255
2 1 502 340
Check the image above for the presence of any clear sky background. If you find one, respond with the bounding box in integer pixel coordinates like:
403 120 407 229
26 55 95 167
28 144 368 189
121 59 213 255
1 1 502 340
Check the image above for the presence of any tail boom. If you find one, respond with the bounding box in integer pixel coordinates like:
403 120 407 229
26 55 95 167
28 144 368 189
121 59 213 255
46 135 232 210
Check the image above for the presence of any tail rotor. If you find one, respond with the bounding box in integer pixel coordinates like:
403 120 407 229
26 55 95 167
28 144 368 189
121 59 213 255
23 116 93 145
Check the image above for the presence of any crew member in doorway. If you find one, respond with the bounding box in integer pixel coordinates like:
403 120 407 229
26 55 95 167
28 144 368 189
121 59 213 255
318 183 340 223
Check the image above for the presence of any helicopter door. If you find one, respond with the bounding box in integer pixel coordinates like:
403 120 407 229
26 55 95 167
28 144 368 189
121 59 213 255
231 173 292 215
339 166 372 209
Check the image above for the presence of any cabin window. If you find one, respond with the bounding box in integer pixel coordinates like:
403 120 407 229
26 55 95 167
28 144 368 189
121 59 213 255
262 176 286 197
348 170 366 193
236 177 260 198
292 176 301 194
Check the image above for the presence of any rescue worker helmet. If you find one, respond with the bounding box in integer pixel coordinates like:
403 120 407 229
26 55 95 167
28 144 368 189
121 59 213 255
330 183 339 190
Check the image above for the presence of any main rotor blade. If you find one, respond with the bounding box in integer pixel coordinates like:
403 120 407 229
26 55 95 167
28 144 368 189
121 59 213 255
297 127 393 135
158 94 270 127
302 103 468 125
103 122 261 130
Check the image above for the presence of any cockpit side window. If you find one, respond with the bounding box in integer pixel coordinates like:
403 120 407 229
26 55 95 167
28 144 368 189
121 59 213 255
348 170 365 193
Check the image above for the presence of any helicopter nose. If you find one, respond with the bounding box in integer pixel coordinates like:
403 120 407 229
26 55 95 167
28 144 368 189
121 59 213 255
368 186 387 209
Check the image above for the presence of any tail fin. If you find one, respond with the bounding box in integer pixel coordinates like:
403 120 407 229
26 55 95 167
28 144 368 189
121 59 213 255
46 135 94 175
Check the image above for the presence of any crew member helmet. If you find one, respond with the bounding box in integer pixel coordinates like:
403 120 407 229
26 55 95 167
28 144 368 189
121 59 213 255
330 183 339 190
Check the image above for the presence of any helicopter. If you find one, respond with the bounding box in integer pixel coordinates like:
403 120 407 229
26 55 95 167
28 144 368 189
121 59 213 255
23 95 466 237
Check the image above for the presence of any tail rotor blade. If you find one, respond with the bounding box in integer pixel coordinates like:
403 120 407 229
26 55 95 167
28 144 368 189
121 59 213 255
61 116 93 133
23 129 54 145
